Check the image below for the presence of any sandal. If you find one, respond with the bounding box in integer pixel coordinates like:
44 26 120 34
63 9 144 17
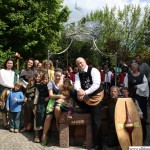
41 138 49 146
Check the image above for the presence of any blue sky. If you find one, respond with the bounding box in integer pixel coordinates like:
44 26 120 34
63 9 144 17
63 0 150 23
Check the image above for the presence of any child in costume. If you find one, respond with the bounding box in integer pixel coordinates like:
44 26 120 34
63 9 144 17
25 78 36 109
6 82 24 132
34 73 49 142
20 73 41 133
24 78 36 130
56 78 74 119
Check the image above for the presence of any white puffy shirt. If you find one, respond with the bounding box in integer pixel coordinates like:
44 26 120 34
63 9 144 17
0 69 15 88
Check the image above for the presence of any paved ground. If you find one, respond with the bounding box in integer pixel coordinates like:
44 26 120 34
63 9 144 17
0 106 150 150
0 128 86 150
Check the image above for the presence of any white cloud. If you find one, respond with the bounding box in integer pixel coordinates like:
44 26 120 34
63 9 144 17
63 0 150 23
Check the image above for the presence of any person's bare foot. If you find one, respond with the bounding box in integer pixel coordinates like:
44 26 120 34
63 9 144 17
20 127 27 133
41 137 49 146
41 135 47 144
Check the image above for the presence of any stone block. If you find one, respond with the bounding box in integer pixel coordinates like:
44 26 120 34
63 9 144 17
59 113 92 149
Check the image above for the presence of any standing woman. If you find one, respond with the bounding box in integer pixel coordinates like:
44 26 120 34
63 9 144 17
0 58 19 129
43 60 55 81
41 68 64 145
19 58 37 132
124 62 149 121
19 58 37 87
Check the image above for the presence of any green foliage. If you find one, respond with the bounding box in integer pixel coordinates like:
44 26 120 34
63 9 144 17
86 5 150 64
0 0 70 60
57 4 150 68
49 4 150 68
145 16 150 48
0 49 14 68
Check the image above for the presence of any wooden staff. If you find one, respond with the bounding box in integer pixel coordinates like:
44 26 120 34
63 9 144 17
14 52 22 71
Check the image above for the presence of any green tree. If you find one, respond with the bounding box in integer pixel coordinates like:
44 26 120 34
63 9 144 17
0 0 70 60
145 16 150 48
144 16 150 65
48 4 150 68
87 5 150 63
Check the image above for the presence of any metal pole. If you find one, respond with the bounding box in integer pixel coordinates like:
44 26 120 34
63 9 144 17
47 49 50 74
93 38 118 86
114 52 117 86
17 58 19 71
48 50 50 60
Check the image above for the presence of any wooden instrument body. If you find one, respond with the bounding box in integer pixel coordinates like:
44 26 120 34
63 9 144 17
115 98 143 150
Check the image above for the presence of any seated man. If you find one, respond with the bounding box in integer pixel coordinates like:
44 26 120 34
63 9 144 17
74 57 104 150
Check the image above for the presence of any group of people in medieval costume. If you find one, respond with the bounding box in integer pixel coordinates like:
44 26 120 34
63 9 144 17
0 55 149 150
